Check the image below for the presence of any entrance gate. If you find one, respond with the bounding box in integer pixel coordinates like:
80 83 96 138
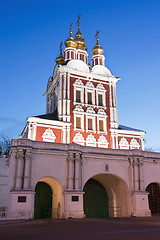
34 182 52 219
83 179 109 218
146 183 160 214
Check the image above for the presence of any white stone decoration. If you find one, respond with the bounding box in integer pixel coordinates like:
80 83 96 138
86 81 94 89
119 137 129 149
98 135 109 148
86 106 95 114
42 128 56 142
96 83 105 90
130 138 140 149
73 79 84 86
97 108 106 115
73 132 84 145
86 134 96 147
67 59 90 73
73 105 84 112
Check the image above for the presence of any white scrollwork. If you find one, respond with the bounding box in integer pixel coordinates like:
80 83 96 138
73 79 84 86
42 128 56 142
86 81 94 89
86 106 95 114
73 105 84 112
96 83 105 90
73 132 84 145
98 135 109 148
119 137 129 149
97 108 106 115
130 138 140 149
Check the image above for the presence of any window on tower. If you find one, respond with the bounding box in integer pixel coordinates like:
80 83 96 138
80 54 84 61
95 59 98 65
71 51 74 59
76 90 81 103
98 94 103 106
99 120 104 131
88 118 93 130
88 92 92 104
76 117 81 129
99 59 102 65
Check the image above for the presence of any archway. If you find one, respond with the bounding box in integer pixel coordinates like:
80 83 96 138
83 174 129 217
34 177 63 219
34 182 52 219
83 178 108 217
146 183 160 214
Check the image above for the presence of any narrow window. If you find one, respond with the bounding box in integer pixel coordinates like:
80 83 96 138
71 51 74 59
99 59 102 65
80 54 84 61
76 90 81 103
99 120 104 131
98 94 103 106
67 52 69 59
76 117 81 129
88 118 93 130
95 58 98 65
88 92 92 104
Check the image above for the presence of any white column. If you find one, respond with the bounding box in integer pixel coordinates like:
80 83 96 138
63 73 66 120
139 160 143 191
67 153 74 190
58 73 62 118
67 126 70 143
134 159 139 191
75 153 80 190
23 151 32 190
67 73 70 121
32 122 37 140
15 151 24 190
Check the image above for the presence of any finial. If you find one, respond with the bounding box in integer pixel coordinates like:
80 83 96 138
95 30 100 44
60 41 62 54
76 14 81 27
69 23 73 36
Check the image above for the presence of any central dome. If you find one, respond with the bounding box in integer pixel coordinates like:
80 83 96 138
75 25 87 50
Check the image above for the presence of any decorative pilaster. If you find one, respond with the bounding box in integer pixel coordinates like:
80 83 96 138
75 153 81 190
67 152 74 190
23 151 32 190
15 150 24 190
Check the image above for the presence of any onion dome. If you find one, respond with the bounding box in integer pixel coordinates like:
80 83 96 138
65 24 77 48
56 42 64 64
75 15 87 50
92 30 104 55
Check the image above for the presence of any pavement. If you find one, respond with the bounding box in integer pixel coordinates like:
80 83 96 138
1 217 160 240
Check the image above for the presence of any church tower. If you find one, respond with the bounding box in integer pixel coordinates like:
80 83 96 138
21 17 145 150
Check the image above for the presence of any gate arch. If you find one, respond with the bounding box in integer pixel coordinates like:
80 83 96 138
83 173 129 217
146 182 160 214
34 177 63 219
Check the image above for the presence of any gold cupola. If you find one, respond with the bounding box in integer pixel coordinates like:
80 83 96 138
75 15 87 50
56 42 64 64
92 30 104 55
65 24 77 48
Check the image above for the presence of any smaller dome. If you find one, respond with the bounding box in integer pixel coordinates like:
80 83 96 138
92 30 104 55
75 25 87 50
56 42 64 64
65 24 77 48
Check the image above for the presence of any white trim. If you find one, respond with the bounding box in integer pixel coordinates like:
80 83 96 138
42 128 56 142
28 117 71 126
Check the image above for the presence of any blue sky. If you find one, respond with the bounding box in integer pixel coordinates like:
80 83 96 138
0 0 160 151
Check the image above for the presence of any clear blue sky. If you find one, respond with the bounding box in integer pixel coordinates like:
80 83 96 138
0 0 160 151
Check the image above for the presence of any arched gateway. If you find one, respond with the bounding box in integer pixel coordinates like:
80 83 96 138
34 177 63 219
83 174 129 218
146 183 160 215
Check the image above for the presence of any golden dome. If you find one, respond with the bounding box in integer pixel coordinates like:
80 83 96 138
56 42 64 64
65 24 77 48
92 30 104 55
74 15 87 50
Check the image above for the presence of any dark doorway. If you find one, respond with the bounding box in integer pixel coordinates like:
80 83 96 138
146 183 160 214
34 182 52 219
83 178 109 218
